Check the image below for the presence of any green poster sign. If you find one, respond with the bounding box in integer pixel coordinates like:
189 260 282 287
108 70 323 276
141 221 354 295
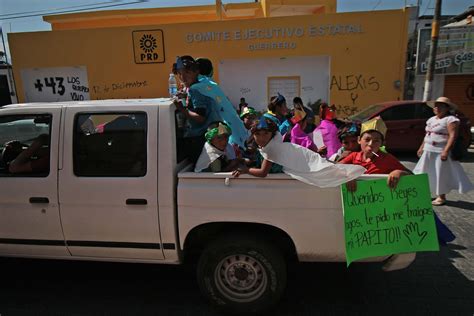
341 174 439 266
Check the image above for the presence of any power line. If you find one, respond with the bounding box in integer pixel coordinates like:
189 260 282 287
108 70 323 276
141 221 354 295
0 0 148 21
0 1 118 18
422 0 433 16
372 0 382 10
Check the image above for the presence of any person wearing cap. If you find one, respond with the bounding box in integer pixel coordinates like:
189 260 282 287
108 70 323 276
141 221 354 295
177 56 248 150
290 108 327 155
240 106 258 131
173 56 221 163
314 103 342 158
237 106 258 161
413 96 473 206
339 117 411 191
293 97 317 134
328 123 361 162
232 118 283 177
263 93 291 136
194 122 240 172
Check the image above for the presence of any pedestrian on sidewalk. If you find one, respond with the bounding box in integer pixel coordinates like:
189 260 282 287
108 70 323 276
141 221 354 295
414 97 473 206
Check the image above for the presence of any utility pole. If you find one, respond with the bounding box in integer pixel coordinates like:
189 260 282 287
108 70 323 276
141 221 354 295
422 0 442 101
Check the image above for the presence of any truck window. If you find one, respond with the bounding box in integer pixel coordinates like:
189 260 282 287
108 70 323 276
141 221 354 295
73 112 147 177
0 114 51 177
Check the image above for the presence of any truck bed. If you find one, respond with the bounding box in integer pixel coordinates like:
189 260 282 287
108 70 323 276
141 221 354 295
177 170 388 262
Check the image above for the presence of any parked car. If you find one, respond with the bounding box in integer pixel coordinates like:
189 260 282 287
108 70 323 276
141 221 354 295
348 101 472 152
0 100 413 314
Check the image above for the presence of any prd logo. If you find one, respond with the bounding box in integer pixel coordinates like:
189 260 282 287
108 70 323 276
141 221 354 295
132 29 165 64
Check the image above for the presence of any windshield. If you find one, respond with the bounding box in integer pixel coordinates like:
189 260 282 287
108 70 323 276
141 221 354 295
349 104 386 122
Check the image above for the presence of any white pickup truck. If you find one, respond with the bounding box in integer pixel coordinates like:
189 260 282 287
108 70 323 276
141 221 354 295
0 99 409 313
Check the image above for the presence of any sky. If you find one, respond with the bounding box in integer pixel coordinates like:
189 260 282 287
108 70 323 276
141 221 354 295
1 0 473 59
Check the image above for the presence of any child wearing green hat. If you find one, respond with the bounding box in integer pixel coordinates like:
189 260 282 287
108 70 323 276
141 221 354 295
240 106 258 131
194 122 240 172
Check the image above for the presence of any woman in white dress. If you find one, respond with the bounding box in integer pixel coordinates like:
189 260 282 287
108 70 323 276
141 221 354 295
414 97 473 206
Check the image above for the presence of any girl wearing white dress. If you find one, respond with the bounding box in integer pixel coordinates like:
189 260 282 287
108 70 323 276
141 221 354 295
414 97 473 206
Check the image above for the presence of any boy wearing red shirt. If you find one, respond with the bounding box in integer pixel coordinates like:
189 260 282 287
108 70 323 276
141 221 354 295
339 117 411 191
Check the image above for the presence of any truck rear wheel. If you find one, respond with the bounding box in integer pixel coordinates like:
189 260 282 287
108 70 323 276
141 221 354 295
197 235 286 314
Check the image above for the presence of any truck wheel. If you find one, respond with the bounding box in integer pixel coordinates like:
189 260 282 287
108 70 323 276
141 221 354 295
197 235 286 314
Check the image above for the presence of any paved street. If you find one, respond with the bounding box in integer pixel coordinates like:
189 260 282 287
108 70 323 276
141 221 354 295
1 151 473 315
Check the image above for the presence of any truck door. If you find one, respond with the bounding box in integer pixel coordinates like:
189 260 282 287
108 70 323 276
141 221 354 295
59 106 163 259
0 108 68 256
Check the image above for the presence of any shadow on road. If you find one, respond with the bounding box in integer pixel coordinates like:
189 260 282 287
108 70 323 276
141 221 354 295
445 200 474 211
0 251 473 315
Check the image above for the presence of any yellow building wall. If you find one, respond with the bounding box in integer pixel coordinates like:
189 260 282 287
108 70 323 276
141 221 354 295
10 9 409 116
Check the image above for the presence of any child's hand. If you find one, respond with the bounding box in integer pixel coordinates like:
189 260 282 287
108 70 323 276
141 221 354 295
346 179 357 192
440 150 449 161
232 166 249 178
387 170 404 189
340 150 351 159
417 148 423 158
317 146 327 156
173 98 185 111
175 91 187 99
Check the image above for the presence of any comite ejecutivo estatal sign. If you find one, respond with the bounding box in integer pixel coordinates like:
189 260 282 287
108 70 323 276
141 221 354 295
132 29 165 64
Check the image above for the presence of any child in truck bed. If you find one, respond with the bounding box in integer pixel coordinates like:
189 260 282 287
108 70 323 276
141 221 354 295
338 117 410 191
233 117 365 187
290 107 326 155
329 123 360 162
194 122 240 172
232 118 284 177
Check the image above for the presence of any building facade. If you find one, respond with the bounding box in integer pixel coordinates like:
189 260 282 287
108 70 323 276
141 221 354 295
415 7 474 121
9 0 411 116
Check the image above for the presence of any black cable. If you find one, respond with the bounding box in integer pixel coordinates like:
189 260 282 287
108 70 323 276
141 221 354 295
0 1 118 17
372 0 382 10
0 0 148 21
422 0 433 16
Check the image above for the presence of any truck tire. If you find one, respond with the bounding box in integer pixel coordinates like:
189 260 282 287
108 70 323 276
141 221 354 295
197 234 286 314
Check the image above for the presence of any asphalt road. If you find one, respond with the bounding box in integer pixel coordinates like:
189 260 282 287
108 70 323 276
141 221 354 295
1 151 473 316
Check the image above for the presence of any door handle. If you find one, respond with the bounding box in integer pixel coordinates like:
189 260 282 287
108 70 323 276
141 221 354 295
29 197 49 204
126 198 147 205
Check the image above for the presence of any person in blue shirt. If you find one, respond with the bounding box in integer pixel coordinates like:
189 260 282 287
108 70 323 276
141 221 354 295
173 56 221 163
263 93 291 137
191 58 249 150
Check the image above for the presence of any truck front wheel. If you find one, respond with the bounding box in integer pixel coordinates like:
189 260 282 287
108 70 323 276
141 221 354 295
197 235 287 314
